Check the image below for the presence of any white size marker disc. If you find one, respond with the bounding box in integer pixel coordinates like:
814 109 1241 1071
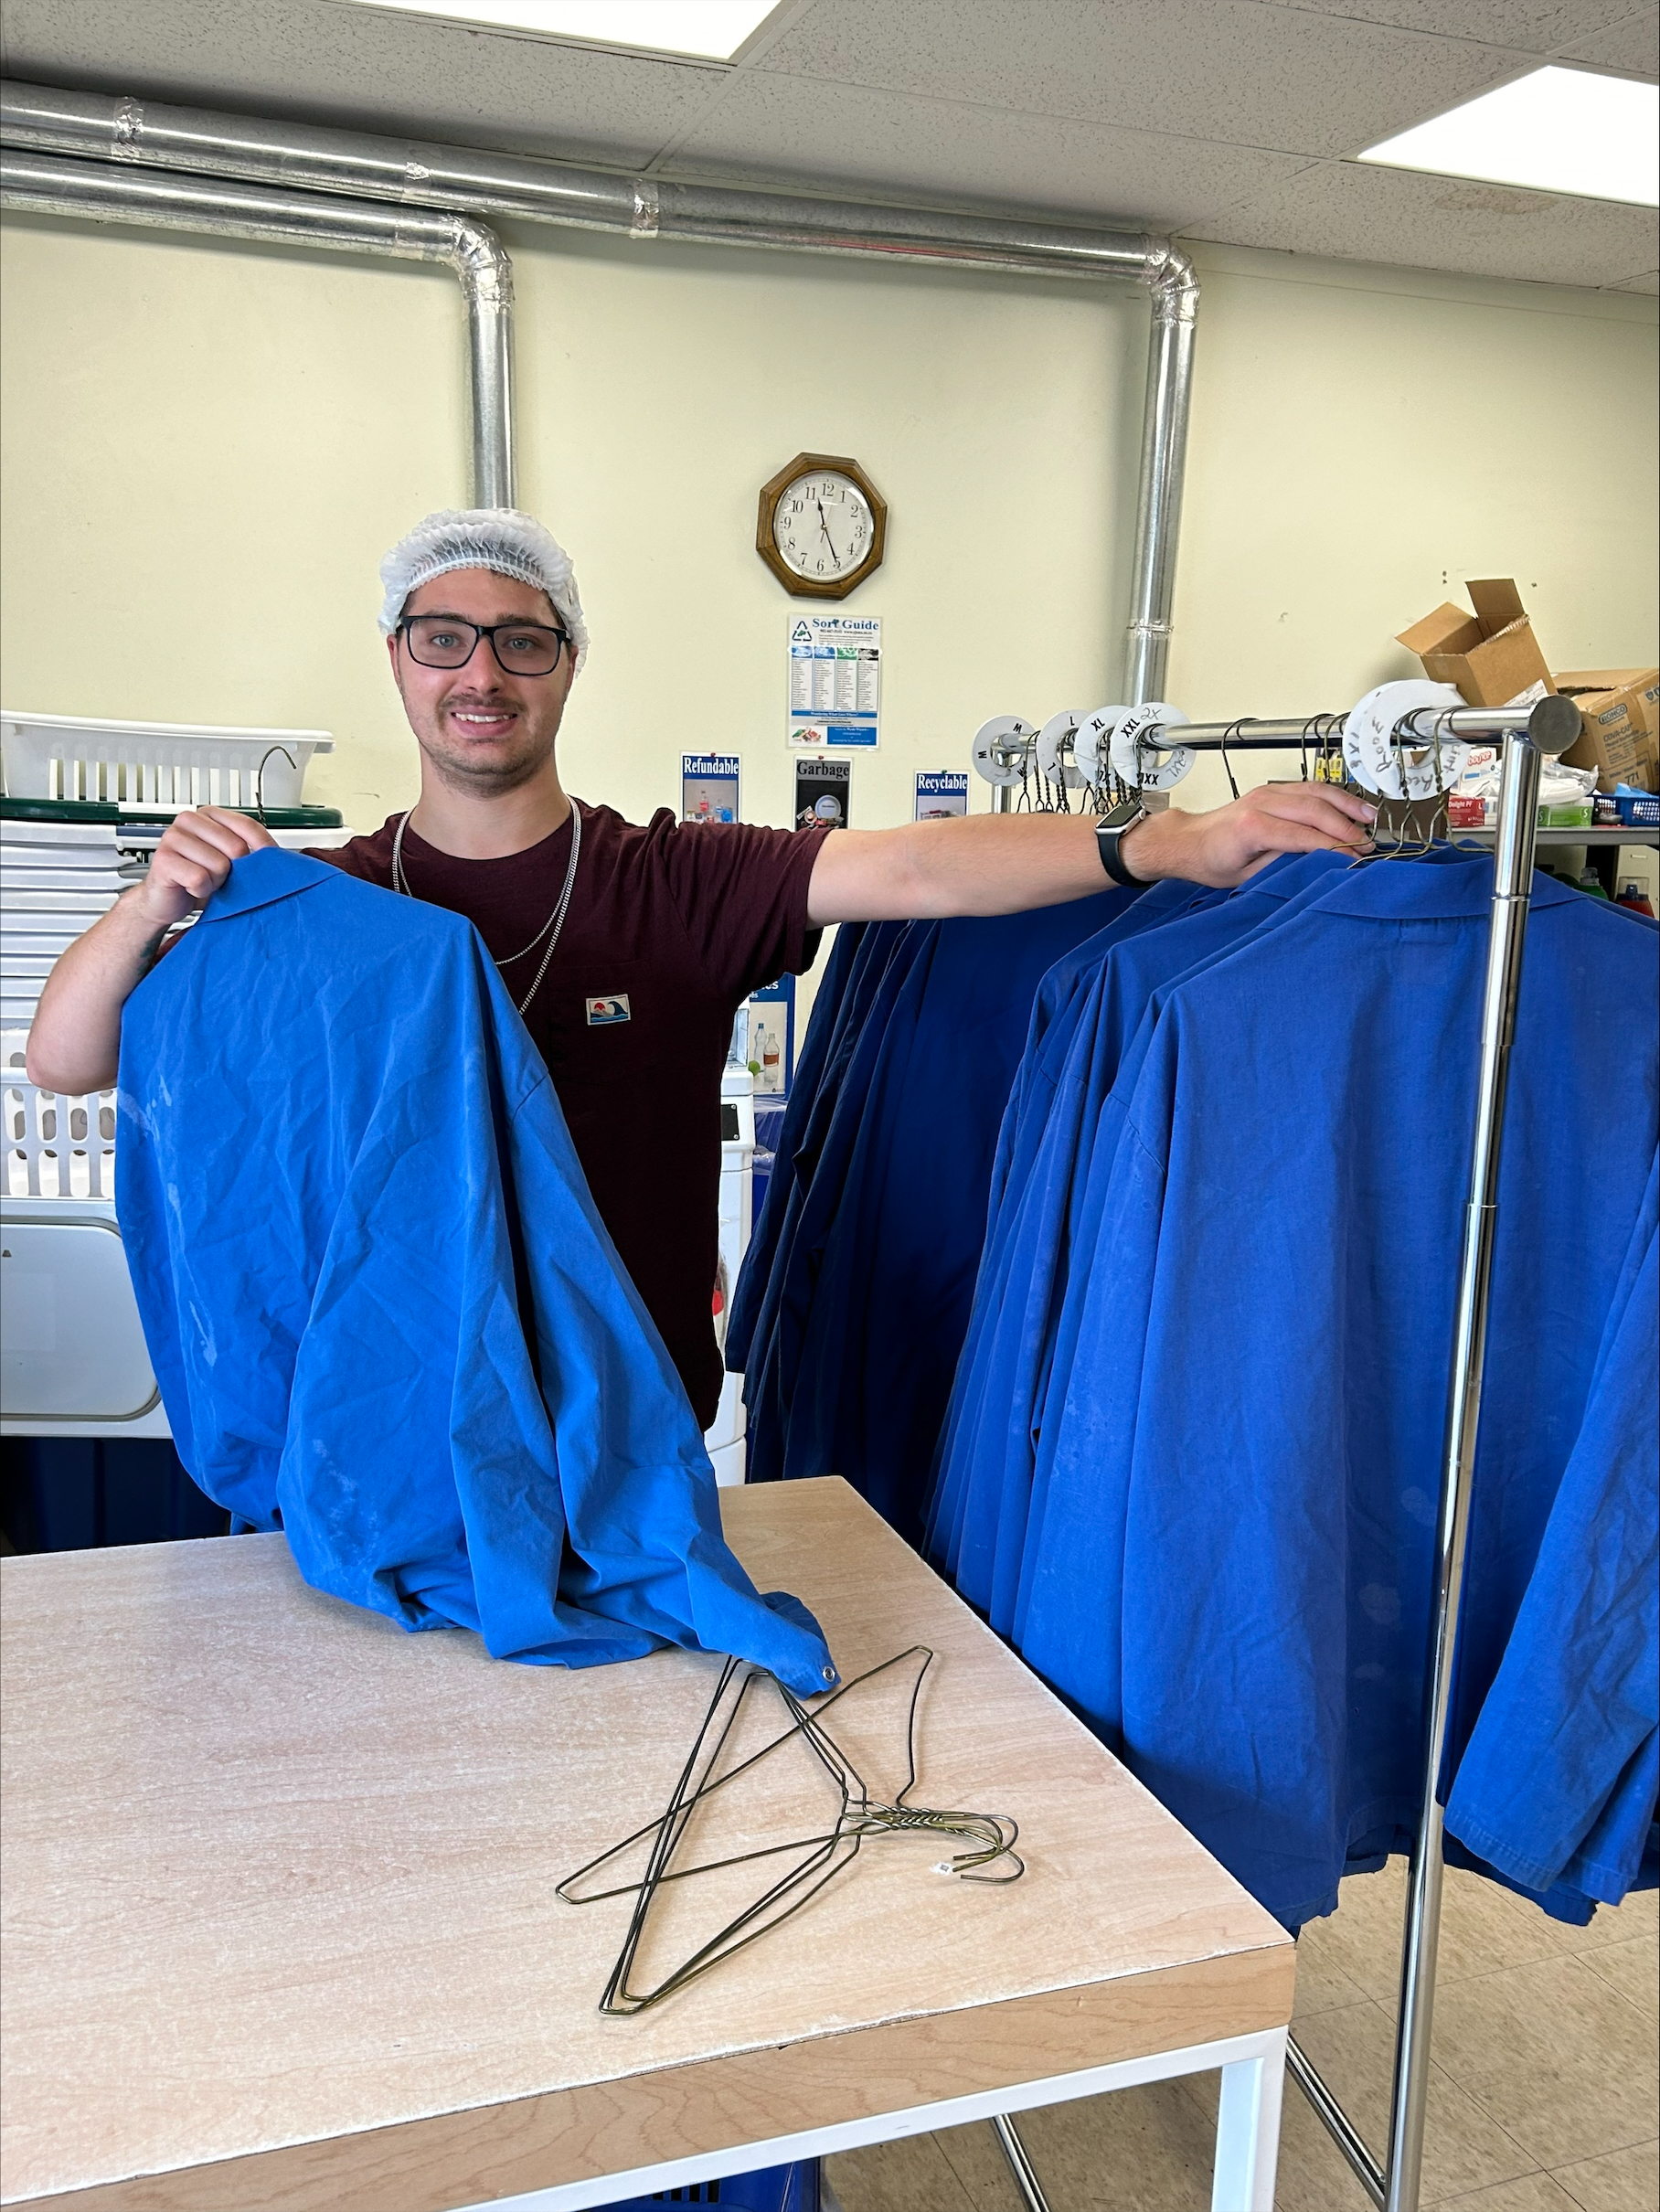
1036 710 1089 789
972 715 1036 787
1343 680 1469 799
1110 702 1193 790
1074 705 1132 783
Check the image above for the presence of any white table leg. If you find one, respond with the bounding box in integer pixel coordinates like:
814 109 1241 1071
451 2027 1291 2212
1212 2027 1288 2212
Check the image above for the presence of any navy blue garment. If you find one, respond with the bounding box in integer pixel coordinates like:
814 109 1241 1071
117 848 836 1696
776 893 1136 1540
1012 863 1657 1930
931 857 1353 1609
1446 1148 1659 1906
741 923 933 1485
725 920 867 1374
731 922 910 1453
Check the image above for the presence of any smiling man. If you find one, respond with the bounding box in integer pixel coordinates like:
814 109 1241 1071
29 507 1374 1429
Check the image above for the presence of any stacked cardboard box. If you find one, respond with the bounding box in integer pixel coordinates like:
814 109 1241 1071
1396 580 1554 711
1553 668 1660 793
1396 582 1658 792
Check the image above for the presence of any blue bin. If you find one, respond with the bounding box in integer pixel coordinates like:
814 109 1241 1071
596 2158 817 2209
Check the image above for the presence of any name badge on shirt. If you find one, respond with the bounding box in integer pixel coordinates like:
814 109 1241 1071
586 994 632 1026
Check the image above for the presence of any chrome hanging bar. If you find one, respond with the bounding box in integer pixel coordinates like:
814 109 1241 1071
1124 699 1580 749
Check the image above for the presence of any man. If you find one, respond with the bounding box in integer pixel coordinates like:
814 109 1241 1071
29 507 1375 1430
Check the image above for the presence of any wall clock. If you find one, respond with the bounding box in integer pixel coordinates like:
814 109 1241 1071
757 452 887 600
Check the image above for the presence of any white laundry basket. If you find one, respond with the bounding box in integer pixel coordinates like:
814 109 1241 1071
2 709 334 811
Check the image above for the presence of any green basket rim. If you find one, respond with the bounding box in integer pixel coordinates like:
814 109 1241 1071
0 797 344 828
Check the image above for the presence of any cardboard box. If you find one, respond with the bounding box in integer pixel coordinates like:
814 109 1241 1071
1554 666 1660 790
1555 667 1660 741
1396 580 1556 710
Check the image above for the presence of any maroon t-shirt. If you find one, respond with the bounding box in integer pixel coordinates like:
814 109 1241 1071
312 803 827 1430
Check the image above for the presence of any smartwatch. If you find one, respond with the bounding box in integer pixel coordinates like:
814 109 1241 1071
1095 799 1150 888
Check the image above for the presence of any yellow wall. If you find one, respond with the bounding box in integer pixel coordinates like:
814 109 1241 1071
3 211 1656 845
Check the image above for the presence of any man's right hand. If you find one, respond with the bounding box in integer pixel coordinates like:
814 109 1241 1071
27 808 277 1095
135 807 278 929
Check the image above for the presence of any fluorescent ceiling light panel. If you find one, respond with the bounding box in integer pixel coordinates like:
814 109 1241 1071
349 1 779 59
1360 66 1659 206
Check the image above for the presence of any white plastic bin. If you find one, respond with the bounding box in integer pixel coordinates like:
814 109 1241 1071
1 709 333 811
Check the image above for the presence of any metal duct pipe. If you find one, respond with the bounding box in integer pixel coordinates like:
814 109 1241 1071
1 79 1197 697
1126 246 1199 704
0 144 515 506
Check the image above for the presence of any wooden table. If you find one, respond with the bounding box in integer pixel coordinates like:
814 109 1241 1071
1 1478 1294 2212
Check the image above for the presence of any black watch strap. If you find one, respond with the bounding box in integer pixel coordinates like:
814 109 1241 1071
1096 800 1149 888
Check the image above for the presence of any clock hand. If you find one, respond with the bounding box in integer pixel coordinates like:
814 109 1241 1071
816 499 840 562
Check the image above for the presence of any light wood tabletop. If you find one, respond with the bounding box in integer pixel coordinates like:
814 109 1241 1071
1 1476 1293 2212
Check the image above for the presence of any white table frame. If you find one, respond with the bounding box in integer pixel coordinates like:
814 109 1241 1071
453 2025 1289 2212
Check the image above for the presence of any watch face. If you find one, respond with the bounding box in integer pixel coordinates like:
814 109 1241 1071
772 470 875 583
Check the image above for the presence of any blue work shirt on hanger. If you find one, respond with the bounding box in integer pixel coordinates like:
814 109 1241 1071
1446 1149 1659 1907
116 849 836 1696
932 854 1370 1611
1012 862 1657 1929
776 893 1135 1539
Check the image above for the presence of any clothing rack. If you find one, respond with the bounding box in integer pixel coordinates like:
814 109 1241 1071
967 690 1580 2212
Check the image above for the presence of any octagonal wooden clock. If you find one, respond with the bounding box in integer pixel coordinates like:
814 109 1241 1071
757 452 887 600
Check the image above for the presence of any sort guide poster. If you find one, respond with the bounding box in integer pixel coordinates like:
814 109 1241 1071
787 614 881 750
793 756 852 832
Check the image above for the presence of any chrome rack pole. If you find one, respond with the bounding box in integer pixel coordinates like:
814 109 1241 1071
1121 706 1559 752
1380 697 1570 2212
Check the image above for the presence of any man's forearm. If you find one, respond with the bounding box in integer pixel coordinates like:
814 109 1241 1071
890 808 1227 916
889 813 1103 920
26 891 171 1094
807 783 1376 925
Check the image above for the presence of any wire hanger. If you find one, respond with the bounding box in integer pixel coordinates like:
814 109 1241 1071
559 1646 1023 2016
253 744 298 825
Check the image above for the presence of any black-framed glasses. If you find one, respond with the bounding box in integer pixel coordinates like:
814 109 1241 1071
398 614 569 676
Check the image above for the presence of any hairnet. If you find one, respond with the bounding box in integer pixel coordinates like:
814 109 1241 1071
378 508 590 675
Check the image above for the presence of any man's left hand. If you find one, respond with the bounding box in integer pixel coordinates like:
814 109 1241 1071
1123 782 1376 889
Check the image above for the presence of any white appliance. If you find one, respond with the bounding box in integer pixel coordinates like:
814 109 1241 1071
706 1064 755 1486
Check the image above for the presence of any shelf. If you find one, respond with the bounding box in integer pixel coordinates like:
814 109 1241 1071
1456 826 1660 847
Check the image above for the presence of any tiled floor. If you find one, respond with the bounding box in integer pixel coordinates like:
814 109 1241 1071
825 1861 1659 2212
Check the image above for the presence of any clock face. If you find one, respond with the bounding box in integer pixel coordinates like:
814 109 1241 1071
772 469 876 584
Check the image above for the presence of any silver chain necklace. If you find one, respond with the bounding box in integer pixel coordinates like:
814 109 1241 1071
389 802 582 1018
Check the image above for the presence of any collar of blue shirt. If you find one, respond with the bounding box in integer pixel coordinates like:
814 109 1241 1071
199 845 348 925
1314 855 1579 923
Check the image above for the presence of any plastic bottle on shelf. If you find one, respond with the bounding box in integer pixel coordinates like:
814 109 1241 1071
1615 880 1655 918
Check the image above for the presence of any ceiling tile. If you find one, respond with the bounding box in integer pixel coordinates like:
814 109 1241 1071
1558 5 1659 75
668 72 1318 227
0 0 722 165
1610 266 1659 289
756 0 1532 159
1185 158 1660 283
1263 0 1640 55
